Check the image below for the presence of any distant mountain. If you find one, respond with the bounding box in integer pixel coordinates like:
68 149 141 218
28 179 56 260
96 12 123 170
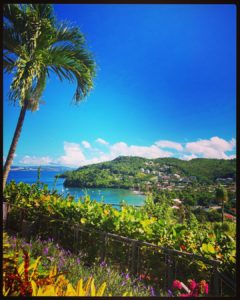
11 165 74 172
61 156 236 188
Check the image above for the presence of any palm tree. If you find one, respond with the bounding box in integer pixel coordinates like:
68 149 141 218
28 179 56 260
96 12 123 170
3 4 96 190
215 186 228 224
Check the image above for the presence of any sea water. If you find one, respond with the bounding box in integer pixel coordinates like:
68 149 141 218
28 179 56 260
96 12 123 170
7 170 146 206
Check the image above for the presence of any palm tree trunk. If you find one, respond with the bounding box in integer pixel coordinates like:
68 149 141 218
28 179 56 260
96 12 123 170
222 199 224 224
3 102 28 191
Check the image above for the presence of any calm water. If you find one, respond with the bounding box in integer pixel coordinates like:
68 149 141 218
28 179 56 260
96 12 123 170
7 170 146 206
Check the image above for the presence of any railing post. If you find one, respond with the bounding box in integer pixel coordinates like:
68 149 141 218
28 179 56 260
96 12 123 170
164 252 174 291
213 262 220 296
101 233 108 262
167 253 174 290
20 208 24 234
131 241 138 274
73 225 79 253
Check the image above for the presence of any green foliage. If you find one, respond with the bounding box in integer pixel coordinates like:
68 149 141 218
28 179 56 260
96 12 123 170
215 186 228 204
4 4 96 107
4 181 236 280
62 156 236 188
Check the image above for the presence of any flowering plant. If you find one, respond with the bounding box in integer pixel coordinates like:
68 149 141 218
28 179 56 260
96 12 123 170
170 279 209 297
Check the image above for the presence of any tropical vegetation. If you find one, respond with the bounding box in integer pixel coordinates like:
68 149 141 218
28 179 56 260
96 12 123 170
61 156 236 188
3 232 151 296
4 181 236 291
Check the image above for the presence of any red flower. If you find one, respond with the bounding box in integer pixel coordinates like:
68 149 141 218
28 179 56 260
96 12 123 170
188 279 197 291
180 244 186 251
173 280 182 290
139 274 151 281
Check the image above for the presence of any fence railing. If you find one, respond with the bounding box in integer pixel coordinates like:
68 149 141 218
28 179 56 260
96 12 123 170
3 202 236 296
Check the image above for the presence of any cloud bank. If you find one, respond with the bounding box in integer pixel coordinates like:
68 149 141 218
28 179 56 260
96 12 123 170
17 136 236 167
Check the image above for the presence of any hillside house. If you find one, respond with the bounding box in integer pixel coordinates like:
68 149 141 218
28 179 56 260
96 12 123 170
173 198 182 204
173 173 181 179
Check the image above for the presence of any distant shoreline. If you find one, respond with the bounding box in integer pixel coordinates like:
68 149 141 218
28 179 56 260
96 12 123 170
63 182 146 194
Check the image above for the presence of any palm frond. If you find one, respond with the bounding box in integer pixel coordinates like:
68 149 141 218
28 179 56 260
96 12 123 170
53 22 85 47
4 3 96 106
3 4 23 25
30 4 55 25
3 26 23 56
46 44 96 102
3 51 17 73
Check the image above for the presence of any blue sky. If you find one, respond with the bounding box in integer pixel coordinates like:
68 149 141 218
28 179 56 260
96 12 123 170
3 4 236 167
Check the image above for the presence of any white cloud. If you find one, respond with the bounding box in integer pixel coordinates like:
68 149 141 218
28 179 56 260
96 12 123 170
96 138 109 145
181 154 198 161
19 155 53 165
226 154 236 160
82 141 91 149
155 140 183 151
56 142 86 167
110 142 172 159
185 137 236 159
15 136 236 168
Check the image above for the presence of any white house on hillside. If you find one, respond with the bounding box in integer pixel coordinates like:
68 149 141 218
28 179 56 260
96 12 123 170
173 198 182 204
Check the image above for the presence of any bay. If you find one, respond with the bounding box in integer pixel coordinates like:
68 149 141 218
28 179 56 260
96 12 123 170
7 170 146 206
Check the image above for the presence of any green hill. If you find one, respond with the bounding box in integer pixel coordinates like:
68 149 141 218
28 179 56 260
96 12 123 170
61 156 236 188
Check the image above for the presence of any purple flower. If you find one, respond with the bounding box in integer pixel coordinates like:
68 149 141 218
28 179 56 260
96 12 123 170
100 261 106 267
43 247 49 255
60 255 65 262
150 287 155 296
121 281 126 286
125 273 130 280
76 258 80 264
168 289 173 297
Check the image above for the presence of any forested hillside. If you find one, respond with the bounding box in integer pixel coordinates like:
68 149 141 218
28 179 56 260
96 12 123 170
61 156 236 188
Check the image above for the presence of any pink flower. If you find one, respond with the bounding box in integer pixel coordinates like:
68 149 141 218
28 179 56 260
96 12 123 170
188 279 197 291
180 293 191 297
198 280 209 295
205 284 209 294
173 280 182 290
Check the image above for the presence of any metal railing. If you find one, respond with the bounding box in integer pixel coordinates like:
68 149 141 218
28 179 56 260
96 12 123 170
3 202 236 296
